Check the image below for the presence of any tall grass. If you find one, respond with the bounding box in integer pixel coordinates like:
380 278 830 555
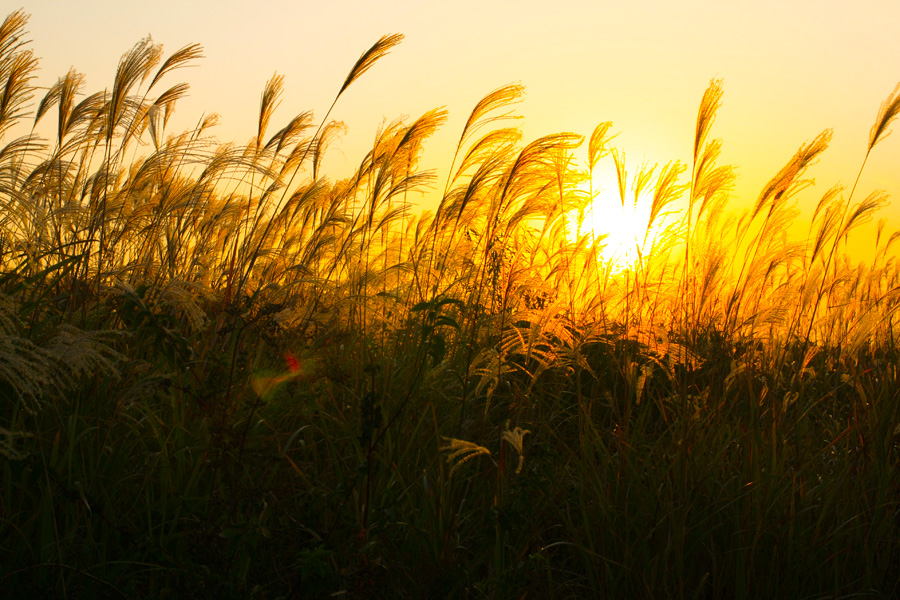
2 9 900 598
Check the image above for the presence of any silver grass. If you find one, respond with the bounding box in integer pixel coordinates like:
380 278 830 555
458 83 524 149
648 160 688 230
611 148 627 206
632 162 656 205
256 73 284 150
752 130 831 222
868 82 900 150
107 37 163 142
693 79 724 169
838 190 888 243
338 33 404 97
148 43 203 91
588 121 615 172
0 48 37 139
0 11 29 60
45 324 125 381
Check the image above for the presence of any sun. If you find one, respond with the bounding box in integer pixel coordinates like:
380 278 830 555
567 185 655 273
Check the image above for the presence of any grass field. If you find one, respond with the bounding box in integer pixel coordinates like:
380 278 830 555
2 10 900 598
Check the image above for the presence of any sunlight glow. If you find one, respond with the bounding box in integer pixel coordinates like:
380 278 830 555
568 187 656 273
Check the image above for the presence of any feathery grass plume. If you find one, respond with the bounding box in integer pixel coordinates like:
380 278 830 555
440 436 491 476
691 138 735 221
501 425 530 474
393 107 448 165
271 178 330 242
0 45 36 140
350 112 443 244
309 120 346 180
338 33 404 97
632 162 656 205
35 69 83 137
63 90 106 142
87 37 167 291
371 109 446 215
150 81 190 125
448 129 520 210
148 42 203 91
841 282 900 355
454 128 524 192
588 121 615 172
424 86 523 294
611 148 627 206
447 146 511 221
146 104 162 151
683 80 726 318
868 82 900 150
693 79 724 169
141 81 191 151
470 346 515 414
500 303 568 383
426 146 512 291
809 185 844 262
0 10 28 58
106 36 163 143
838 190 888 243
234 36 405 301
0 331 67 414
45 324 125 381
125 44 203 149
458 83 524 149
256 73 284 150
695 247 726 320
875 218 887 251
799 85 900 349
751 130 831 222
157 278 216 331
264 110 314 155
495 134 582 243
648 160 688 231
875 230 900 266
195 111 219 138
726 130 831 334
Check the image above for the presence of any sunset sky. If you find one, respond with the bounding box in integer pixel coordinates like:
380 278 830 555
19 0 900 252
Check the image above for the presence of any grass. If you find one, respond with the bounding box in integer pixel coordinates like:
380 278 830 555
2 9 900 598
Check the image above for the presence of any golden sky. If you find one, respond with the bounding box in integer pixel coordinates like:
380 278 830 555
21 0 900 254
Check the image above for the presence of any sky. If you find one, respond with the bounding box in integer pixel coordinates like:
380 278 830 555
16 0 900 255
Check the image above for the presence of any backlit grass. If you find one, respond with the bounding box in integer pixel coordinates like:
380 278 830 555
2 10 900 598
